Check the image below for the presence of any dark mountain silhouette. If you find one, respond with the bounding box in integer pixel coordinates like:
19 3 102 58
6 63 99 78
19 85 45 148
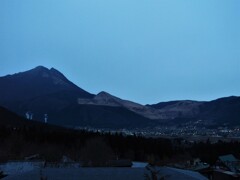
148 100 204 119
0 66 240 128
0 66 155 128
0 66 93 102
51 104 157 128
197 96 240 126
149 96 240 126
0 66 94 121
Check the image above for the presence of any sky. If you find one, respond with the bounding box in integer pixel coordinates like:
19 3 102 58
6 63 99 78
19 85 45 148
0 0 239 104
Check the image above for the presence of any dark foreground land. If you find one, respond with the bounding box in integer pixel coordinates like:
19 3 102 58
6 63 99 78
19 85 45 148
1 116 240 166
1 105 240 166
1 107 240 179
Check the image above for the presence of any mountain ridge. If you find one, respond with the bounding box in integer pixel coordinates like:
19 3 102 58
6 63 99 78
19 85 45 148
0 66 94 121
0 66 240 128
78 91 165 119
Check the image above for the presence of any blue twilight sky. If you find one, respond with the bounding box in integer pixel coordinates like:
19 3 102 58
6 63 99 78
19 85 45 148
0 0 240 104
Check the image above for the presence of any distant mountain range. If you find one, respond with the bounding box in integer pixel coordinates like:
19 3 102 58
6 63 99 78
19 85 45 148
0 66 239 128
148 96 240 126
0 66 156 128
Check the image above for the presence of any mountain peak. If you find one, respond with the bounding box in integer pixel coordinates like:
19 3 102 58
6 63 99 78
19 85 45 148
27 66 51 76
97 91 111 96
32 66 62 73
95 91 119 101
33 66 49 71
0 66 94 103
49 67 66 78
34 65 48 69
50 67 59 72
29 66 67 82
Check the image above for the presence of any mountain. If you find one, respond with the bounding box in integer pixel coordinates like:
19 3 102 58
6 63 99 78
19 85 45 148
0 66 155 129
50 104 157 129
0 66 94 120
0 66 93 102
78 91 164 119
148 100 204 119
197 96 240 126
149 96 240 127
1 66 240 128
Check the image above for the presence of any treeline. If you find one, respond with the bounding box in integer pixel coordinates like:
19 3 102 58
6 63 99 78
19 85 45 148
0 126 173 163
1 125 240 166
